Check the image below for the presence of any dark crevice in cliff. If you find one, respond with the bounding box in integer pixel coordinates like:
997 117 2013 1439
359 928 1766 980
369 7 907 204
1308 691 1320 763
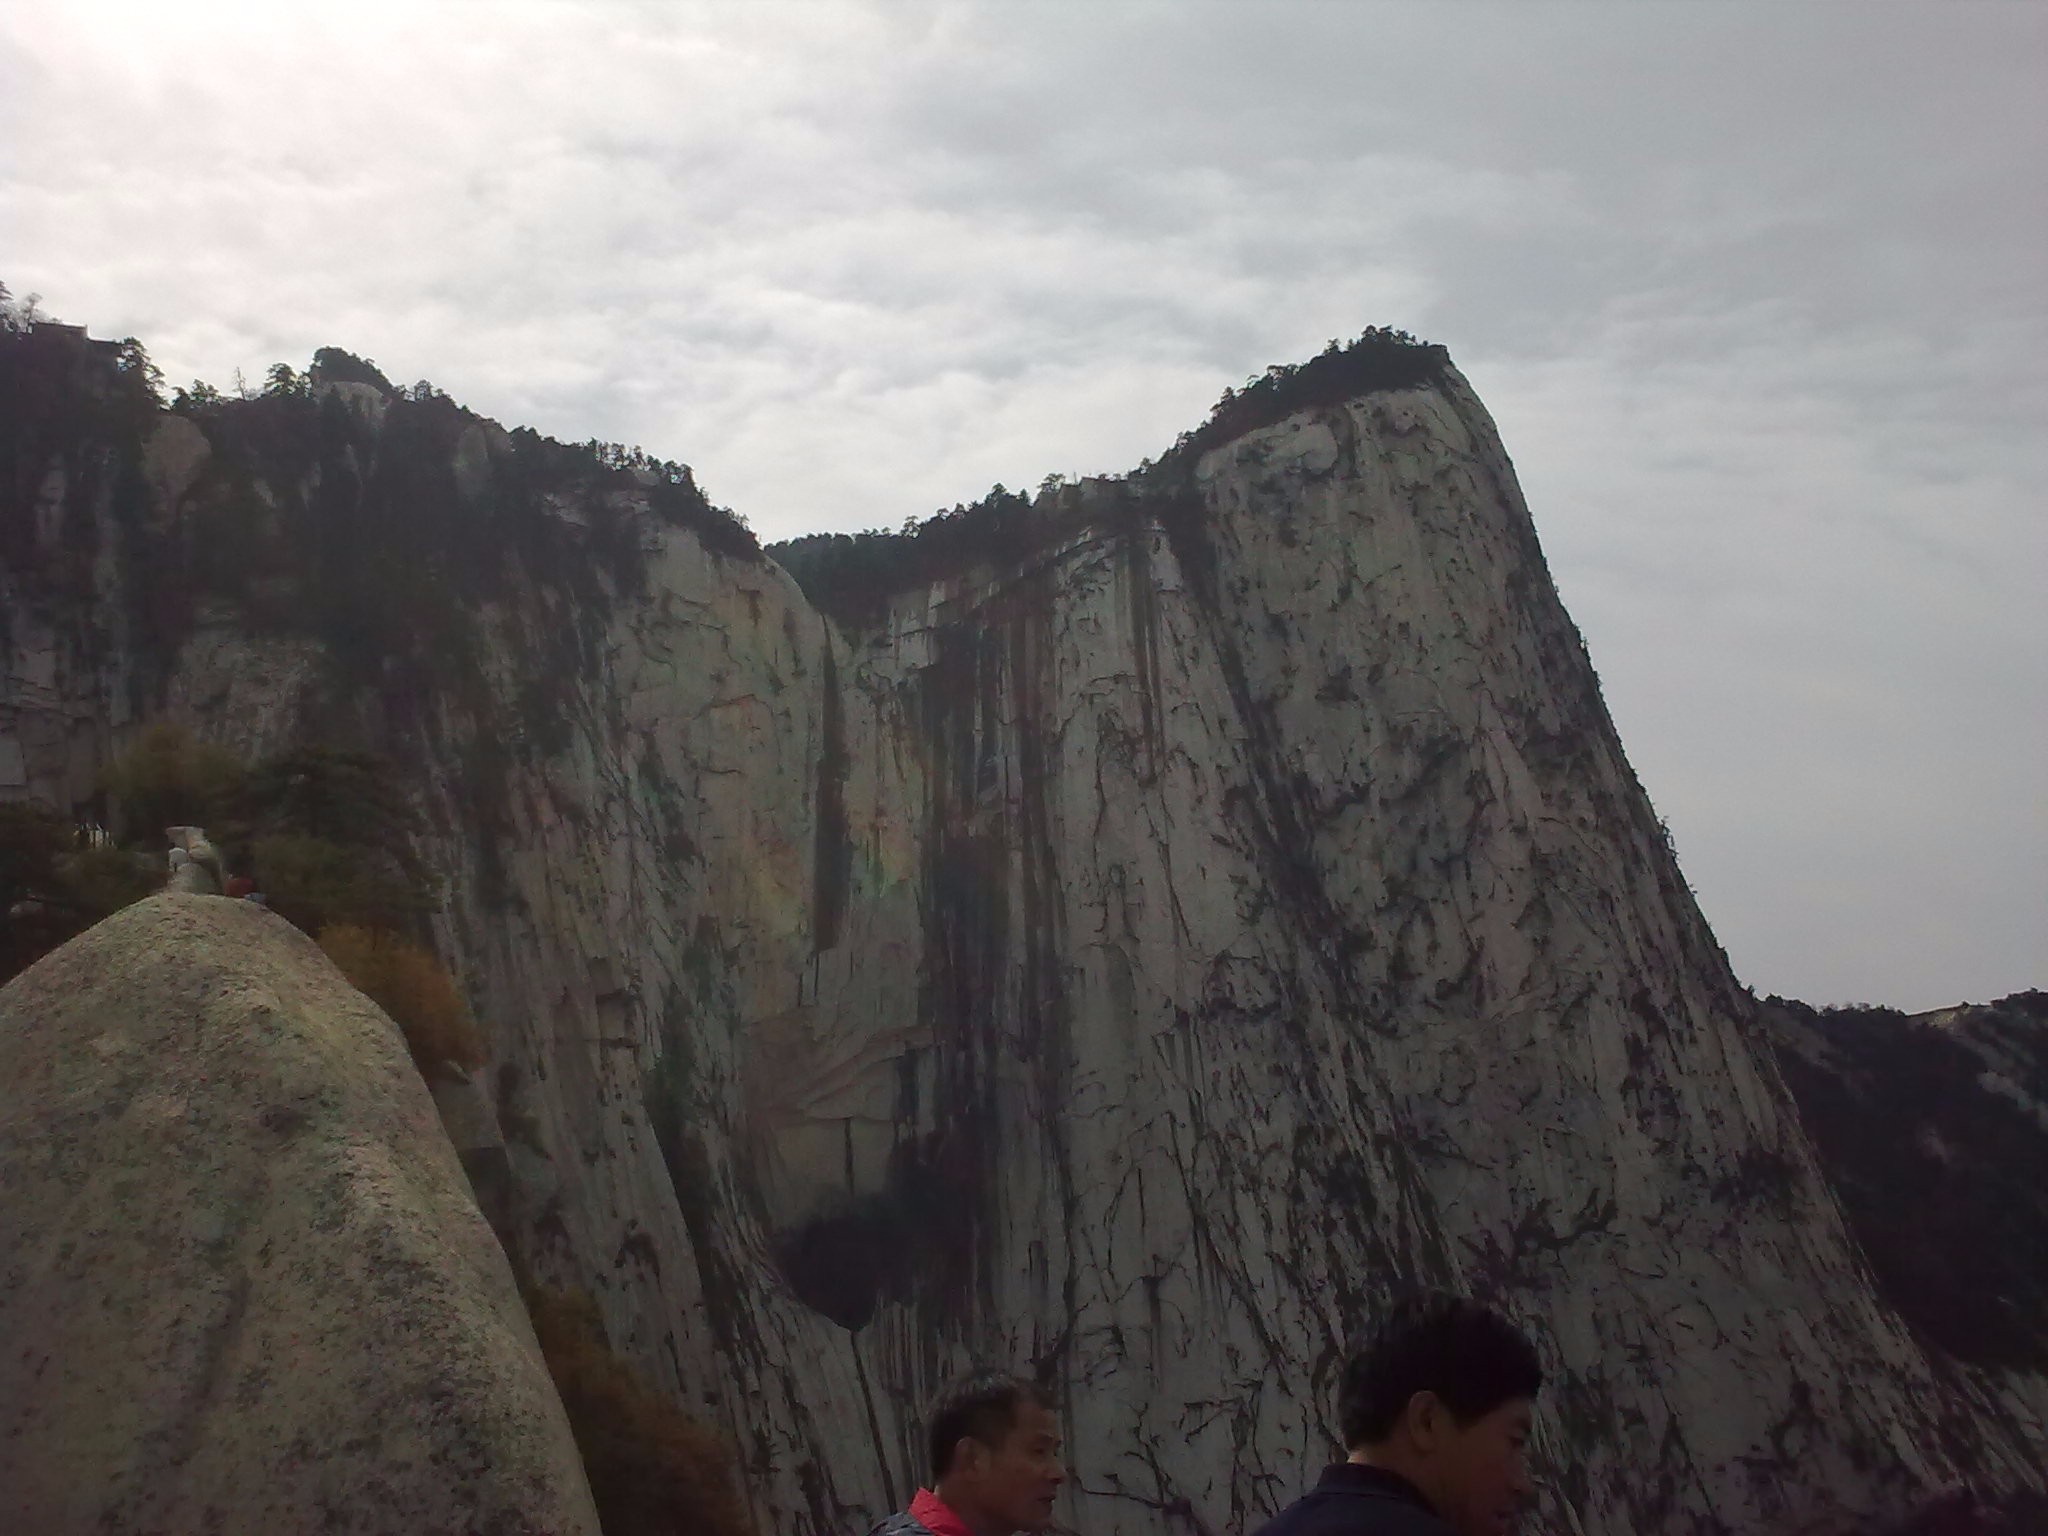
766 586 1071 1338
911 609 1013 1333
764 562 1086 1342
1119 526 1167 781
811 644 851 953
848 1337 898 1512
1001 562 1082 1370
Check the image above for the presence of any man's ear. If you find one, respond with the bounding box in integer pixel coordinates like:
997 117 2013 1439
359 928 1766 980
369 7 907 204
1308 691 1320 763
1403 1390 1450 1454
950 1436 984 1477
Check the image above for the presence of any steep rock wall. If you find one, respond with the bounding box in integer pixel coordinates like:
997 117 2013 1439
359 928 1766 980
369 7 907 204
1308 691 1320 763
1761 992 2048 1519
2 329 2040 1535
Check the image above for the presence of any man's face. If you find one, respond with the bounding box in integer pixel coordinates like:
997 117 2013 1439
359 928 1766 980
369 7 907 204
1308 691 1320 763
955 1400 1066 1533
1431 1398 1534 1536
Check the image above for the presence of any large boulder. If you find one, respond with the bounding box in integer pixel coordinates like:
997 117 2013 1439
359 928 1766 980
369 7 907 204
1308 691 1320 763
0 894 600 1535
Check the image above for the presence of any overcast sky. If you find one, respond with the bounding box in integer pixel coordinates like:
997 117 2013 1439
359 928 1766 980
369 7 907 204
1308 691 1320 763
4 2 2041 1009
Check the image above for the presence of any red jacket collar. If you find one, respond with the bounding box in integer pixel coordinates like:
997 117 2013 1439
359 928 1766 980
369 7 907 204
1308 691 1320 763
909 1487 976 1536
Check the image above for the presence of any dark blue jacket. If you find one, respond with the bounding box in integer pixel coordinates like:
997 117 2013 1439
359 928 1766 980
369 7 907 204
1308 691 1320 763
1251 1463 1455 1536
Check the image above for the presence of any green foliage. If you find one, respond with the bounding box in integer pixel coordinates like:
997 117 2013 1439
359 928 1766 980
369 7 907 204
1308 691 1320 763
1156 326 1450 473
0 804 156 982
4 726 476 1076
770 483 1041 628
171 379 224 411
0 802 80 983
97 728 437 937
55 842 161 916
237 745 424 852
770 328 1449 628
99 721 246 845
519 430 757 564
308 347 393 391
184 377 754 708
523 1285 754 1536
10 304 760 745
113 338 164 407
0 281 42 334
0 286 164 581
248 833 370 931
262 362 310 399
250 832 428 936
0 801 74 912
102 730 475 1082
208 746 429 923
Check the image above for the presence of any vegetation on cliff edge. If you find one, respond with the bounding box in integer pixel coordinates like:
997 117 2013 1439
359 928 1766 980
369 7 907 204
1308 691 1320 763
1764 992 2048 1372
1 722 484 1082
768 326 1448 628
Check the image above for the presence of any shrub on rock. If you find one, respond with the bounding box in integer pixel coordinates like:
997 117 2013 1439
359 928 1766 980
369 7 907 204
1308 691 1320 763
98 721 244 844
318 922 484 1078
524 1285 754 1536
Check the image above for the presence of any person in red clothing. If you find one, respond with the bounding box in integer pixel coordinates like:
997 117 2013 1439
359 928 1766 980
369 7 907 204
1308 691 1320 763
869 1369 1066 1536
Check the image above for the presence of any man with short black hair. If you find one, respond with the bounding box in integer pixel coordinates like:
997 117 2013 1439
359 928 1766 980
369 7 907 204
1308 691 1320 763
867 1369 1066 1536
1254 1293 1544 1536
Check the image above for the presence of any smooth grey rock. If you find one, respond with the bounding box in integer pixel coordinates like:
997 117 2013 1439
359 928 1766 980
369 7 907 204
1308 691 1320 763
0 895 600 1536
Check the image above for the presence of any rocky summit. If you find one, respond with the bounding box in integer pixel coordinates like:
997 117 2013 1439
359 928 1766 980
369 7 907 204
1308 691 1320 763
1 321 2041 1534
0 894 600 1535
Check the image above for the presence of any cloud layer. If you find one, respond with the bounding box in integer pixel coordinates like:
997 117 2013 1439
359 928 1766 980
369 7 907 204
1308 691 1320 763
5 1 2042 1007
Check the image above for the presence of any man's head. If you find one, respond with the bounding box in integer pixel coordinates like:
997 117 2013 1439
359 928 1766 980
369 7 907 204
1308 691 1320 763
1341 1293 1543 1536
928 1370 1064 1535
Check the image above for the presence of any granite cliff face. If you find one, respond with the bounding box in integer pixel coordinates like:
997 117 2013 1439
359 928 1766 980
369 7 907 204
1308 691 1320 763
2 324 2041 1535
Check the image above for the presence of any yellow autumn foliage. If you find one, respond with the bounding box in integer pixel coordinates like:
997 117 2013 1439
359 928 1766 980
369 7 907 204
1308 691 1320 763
524 1285 754 1536
317 923 483 1078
